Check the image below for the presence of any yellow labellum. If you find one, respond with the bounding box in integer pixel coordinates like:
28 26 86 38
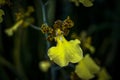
48 35 83 67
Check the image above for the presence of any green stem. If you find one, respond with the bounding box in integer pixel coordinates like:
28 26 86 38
0 24 3 52
39 0 50 50
39 1 56 80
13 28 27 80
39 0 48 24
0 56 23 80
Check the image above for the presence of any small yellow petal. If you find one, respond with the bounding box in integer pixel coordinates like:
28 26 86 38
38 61 51 72
0 9 5 23
0 9 5 16
83 54 100 74
4 29 14 36
75 61 95 79
75 54 100 79
98 68 112 80
79 0 93 7
5 20 23 36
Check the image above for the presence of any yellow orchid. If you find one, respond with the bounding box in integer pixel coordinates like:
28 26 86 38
75 54 100 80
48 29 83 67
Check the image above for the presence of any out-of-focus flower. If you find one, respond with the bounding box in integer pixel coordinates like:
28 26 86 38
97 67 112 80
0 0 6 5
75 54 100 80
38 61 51 72
70 0 93 7
22 18 34 27
70 0 80 6
79 0 93 7
0 9 5 23
24 6 34 17
83 36 95 54
5 18 34 36
48 29 83 67
5 20 23 36
15 12 24 21
15 6 34 21
5 6 34 36
0 9 4 15
71 31 95 54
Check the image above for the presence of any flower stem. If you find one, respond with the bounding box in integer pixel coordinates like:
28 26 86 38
39 1 56 80
39 0 48 24
30 24 41 30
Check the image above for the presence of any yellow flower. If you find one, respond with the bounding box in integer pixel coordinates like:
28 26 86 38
48 29 83 67
75 54 100 80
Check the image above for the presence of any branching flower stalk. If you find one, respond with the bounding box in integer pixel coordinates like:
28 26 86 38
27 1 56 79
30 0 50 49
0 56 23 80
39 1 57 80
39 0 50 51
37 1 82 80
39 0 56 80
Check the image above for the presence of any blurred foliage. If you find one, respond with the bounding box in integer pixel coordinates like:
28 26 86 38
0 9 5 23
0 0 6 5
0 0 119 80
